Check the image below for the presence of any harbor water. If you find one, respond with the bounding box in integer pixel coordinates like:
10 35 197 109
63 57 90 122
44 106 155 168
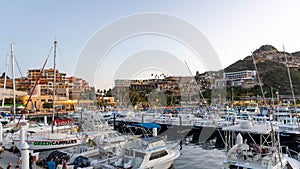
173 144 226 169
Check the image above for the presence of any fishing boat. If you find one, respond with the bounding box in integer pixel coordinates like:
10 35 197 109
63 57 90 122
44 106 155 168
114 110 194 142
223 133 300 169
99 123 180 169
278 117 300 144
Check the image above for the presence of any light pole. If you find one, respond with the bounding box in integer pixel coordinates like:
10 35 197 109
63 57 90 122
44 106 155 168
276 91 279 106
271 87 274 107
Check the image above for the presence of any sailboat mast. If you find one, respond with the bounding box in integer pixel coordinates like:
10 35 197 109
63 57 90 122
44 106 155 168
2 55 9 107
11 44 16 118
52 40 57 133
251 53 266 106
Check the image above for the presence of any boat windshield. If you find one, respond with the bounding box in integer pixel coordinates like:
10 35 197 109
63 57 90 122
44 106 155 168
149 150 168 160
228 164 252 169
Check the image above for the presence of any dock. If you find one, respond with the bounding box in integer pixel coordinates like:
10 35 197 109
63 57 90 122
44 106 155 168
0 150 44 169
0 150 43 169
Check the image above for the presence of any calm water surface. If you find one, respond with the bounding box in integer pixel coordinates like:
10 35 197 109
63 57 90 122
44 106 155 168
173 144 226 169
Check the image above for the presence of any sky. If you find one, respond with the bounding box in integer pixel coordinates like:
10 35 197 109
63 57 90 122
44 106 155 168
1 0 300 89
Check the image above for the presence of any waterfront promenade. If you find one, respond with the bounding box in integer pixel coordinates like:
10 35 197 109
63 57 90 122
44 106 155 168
0 150 43 169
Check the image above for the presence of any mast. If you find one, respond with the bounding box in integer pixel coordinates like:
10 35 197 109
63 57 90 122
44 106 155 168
184 61 205 105
11 44 16 118
1 55 9 107
283 45 300 135
283 45 297 111
52 40 57 133
251 53 266 105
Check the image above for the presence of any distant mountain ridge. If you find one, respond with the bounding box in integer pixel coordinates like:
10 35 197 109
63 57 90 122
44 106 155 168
224 45 300 95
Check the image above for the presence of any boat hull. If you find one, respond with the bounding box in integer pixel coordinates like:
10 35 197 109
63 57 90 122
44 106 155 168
13 137 82 151
146 161 174 169
279 132 300 144
114 120 192 141
189 125 217 143
141 149 180 169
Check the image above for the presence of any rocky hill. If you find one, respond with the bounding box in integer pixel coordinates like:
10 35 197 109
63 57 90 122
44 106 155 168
224 45 300 95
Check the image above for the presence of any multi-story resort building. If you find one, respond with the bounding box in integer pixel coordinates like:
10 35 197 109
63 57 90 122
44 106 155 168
214 70 258 88
0 68 94 112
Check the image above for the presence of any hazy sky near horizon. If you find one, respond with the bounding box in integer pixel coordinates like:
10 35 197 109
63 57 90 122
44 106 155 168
1 1 300 89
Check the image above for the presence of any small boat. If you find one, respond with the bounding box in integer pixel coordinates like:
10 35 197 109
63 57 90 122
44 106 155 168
99 123 180 169
241 104 260 116
101 137 180 169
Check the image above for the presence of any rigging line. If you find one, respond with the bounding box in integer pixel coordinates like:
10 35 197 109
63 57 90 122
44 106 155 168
2 54 10 107
283 45 297 111
15 47 53 127
251 52 266 106
184 61 205 104
13 55 24 78
57 46 66 73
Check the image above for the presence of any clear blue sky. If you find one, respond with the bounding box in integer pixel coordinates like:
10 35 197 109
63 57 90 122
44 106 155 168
1 0 300 89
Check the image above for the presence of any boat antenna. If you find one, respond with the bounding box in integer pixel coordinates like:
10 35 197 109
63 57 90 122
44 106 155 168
184 61 205 105
1 54 9 107
52 40 57 134
11 43 16 119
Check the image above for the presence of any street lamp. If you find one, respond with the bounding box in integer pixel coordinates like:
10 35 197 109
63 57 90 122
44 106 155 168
271 87 274 107
275 91 279 105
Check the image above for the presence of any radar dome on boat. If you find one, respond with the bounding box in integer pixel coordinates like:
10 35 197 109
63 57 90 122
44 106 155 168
240 121 253 129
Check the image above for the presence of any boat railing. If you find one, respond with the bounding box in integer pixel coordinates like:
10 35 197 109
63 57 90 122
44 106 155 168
282 146 300 161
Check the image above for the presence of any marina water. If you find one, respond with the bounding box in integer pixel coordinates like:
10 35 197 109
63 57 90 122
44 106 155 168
173 144 226 169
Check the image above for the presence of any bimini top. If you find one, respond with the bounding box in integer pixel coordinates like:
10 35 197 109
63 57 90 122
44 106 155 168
130 123 161 129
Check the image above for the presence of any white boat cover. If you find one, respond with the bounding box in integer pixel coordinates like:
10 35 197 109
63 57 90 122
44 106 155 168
286 157 300 169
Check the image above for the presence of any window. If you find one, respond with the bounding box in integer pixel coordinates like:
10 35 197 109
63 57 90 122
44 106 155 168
229 165 252 169
135 151 145 158
149 150 168 160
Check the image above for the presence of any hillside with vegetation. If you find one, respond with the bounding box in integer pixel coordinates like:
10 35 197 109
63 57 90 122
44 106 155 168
224 45 300 96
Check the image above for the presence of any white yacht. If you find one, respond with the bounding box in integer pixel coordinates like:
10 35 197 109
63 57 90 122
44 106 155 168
13 132 83 151
101 136 180 169
98 123 180 169
242 106 260 116
278 117 300 144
